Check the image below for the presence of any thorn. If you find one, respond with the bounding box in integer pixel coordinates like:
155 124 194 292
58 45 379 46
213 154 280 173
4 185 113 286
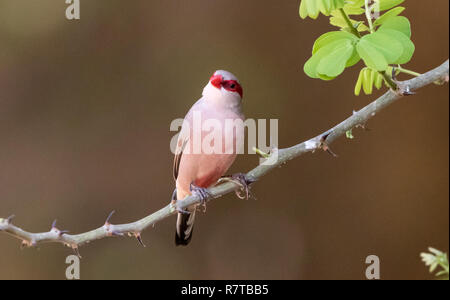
134 233 146 247
20 241 28 249
51 219 57 229
325 147 338 157
105 210 115 225
394 83 415 96
111 230 124 237
392 66 397 81
434 75 449 85
20 240 34 249
319 133 338 157
400 85 415 96
321 132 331 141
72 246 82 259
356 123 370 131
6 215 15 224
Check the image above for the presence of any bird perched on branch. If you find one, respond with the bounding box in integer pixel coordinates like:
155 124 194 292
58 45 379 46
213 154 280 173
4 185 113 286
172 70 249 246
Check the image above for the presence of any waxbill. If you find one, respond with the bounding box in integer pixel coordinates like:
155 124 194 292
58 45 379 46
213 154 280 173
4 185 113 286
172 70 246 246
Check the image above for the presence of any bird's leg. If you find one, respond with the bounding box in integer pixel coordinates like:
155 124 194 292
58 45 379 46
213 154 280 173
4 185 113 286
190 182 211 213
170 188 191 215
218 173 255 200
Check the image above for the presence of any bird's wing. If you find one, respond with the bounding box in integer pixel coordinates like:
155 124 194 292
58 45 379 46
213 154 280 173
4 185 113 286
173 97 204 181
173 135 189 181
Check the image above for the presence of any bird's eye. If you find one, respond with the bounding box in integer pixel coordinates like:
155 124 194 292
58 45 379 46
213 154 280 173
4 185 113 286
222 80 243 97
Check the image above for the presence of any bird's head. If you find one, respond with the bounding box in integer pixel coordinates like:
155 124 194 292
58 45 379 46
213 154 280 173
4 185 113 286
203 70 243 107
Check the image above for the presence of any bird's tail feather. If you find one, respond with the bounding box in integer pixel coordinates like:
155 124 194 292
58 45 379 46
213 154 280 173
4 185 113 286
175 210 196 246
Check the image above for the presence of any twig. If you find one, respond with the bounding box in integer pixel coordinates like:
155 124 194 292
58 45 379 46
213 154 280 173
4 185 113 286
1 60 448 253
339 8 361 38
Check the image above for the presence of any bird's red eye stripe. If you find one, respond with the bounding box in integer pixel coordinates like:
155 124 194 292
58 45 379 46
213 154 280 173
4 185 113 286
210 74 223 89
222 80 243 98
209 75 243 98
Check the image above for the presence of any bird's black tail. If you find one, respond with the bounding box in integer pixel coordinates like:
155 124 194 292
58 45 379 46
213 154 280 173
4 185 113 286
175 211 196 246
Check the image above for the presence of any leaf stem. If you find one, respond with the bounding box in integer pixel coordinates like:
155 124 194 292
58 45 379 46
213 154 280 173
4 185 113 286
339 8 361 38
380 71 397 90
396 66 421 77
364 0 375 33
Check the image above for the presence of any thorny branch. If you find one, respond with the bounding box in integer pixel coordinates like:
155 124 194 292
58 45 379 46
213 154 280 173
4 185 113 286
1 60 449 256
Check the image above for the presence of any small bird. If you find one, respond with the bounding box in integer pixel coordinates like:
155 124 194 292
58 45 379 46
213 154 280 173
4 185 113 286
172 70 246 246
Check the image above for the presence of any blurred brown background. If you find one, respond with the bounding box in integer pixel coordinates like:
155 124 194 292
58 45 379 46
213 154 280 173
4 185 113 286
0 0 448 280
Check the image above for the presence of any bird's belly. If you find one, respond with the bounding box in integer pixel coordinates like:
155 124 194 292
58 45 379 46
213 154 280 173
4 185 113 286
176 153 236 198
194 153 236 187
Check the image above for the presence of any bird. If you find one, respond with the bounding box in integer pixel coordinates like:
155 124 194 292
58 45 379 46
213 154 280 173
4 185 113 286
172 70 248 246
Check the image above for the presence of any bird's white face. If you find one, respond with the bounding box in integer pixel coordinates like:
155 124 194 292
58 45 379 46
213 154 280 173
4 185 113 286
202 70 243 108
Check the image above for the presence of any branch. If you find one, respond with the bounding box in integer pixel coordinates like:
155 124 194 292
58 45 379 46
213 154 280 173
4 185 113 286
1 60 449 254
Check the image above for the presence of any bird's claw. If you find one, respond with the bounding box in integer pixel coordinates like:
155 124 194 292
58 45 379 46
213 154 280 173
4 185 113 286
171 188 191 215
219 173 255 200
190 183 210 212
171 200 191 215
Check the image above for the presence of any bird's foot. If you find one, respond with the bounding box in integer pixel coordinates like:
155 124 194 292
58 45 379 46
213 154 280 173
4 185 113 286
219 173 255 200
175 203 191 215
170 189 191 215
190 183 210 213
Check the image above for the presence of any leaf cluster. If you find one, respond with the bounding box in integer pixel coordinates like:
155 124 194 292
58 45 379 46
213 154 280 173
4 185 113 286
300 0 415 95
421 248 450 280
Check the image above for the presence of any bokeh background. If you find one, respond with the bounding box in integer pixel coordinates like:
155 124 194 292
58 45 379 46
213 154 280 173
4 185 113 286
0 0 448 280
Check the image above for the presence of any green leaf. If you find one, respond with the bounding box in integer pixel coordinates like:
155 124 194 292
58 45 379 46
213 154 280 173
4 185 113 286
357 41 387 71
299 0 345 19
430 262 439 273
342 0 365 15
377 17 415 64
306 0 320 19
346 47 361 67
356 30 405 71
378 29 415 64
303 39 353 80
420 247 449 278
318 0 332 15
429 248 444 256
363 31 403 63
299 0 309 19
304 41 338 78
329 13 369 32
346 129 354 139
373 7 405 26
305 38 357 80
317 41 355 77
374 0 405 12
379 16 411 37
312 31 358 54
